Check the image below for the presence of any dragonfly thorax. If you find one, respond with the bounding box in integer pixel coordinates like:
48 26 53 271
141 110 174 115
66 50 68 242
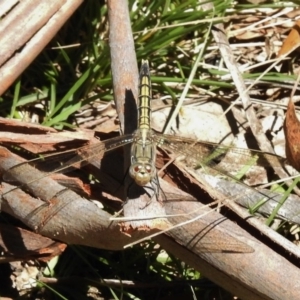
129 128 157 186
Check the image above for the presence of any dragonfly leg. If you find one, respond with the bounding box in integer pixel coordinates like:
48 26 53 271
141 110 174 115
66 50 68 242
137 175 162 209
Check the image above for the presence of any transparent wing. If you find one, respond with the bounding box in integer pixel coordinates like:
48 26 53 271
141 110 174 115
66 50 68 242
154 132 288 208
2 134 134 197
1 133 135 233
155 132 286 173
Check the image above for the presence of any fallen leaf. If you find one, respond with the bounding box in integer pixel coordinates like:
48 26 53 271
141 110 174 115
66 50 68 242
283 99 300 171
278 20 300 57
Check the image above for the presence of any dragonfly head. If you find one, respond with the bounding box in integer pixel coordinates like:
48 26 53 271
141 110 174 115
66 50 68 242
129 163 156 186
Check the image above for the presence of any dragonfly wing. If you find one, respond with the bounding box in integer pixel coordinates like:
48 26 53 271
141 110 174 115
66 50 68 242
153 132 289 215
154 133 286 169
1 179 118 245
166 212 254 253
1 133 133 231
2 134 134 197
156 177 254 253
154 132 289 187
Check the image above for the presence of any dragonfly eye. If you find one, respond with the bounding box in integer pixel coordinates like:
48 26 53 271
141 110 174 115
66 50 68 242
145 164 152 173
134 165 141 172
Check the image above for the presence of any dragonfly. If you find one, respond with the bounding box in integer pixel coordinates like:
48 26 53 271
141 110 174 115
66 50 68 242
0 60 291 252
2 59 289 201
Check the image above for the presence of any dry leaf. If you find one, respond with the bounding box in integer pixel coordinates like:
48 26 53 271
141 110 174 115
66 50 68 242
278 20 300 57
283 99 300 171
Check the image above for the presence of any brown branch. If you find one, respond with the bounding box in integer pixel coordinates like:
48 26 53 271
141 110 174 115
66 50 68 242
150 179 300 299
1 133 300 299
155 231 299 300
0 0 84 95
108 0 139 135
